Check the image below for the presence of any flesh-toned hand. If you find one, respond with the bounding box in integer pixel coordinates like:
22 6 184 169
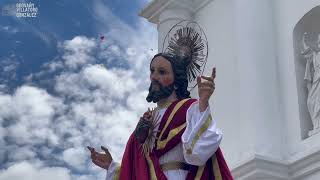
197 67 216 112
87 146 112 170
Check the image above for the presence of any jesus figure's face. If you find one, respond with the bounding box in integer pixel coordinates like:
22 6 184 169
146 56 175 103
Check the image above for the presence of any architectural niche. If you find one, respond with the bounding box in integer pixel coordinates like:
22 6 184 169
293 5 320 139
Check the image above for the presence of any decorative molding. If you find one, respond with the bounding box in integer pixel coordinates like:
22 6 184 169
139 0 174 24
192 0 215 13
139 0 214 24
232 149 320 180
289 148 320 179
232 155 289 180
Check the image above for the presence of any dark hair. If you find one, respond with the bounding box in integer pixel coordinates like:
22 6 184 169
150 53 191 99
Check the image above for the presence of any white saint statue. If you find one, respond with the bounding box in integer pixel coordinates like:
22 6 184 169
301 32 320 136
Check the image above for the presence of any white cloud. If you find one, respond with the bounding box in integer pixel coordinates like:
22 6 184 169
42 60 64 72
13 86 61 122
0 92 14 119
0 55 20 82
62 148 87 170
0 25 19 34
7 146 36 161
3 64 17 73
0 85 8 92
51 33 154 164
1 86 63 149
59 36 97 69
83 65 136 98
0 0 158 179
0 161 71 180
0 125 6 164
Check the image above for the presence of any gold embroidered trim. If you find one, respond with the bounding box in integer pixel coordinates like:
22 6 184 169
156 98 190 150
146 154 158 180
157 123 186 150
160 161 190 171
195 165 205 180
113 165 120 180
212 154 222 180
187 115 212 154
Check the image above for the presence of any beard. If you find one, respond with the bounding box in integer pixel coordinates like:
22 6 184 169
146 81 175 103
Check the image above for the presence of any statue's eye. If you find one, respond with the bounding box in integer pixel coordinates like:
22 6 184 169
159 70 165 75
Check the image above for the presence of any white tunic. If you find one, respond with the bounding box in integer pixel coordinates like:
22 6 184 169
105 100 223 179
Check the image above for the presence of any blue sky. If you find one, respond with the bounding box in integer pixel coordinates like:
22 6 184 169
0 0 157 179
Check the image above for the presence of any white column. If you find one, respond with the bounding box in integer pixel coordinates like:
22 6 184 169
157 7 193 52
232 0 284 160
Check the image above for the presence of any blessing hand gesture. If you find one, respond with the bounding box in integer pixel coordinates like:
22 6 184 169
197 67 216 112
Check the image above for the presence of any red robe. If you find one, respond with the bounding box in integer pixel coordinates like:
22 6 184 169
118 98 233 180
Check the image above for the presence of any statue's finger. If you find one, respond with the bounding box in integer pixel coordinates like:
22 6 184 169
212 67 216 79
89 147 97 155
87 146 94 152
201 76 213 82
101 146 110 154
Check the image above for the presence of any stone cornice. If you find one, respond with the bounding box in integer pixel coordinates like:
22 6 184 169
232 155 289 180
232 149 320 180
289 148 320 179
139 0 214 24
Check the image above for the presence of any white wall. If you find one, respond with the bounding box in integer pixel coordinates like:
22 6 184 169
157 7 193 52
191 0 244 169
142 0 320 178
193 0 285 169
272 0 320 164
190 0 320 178
195 0 320 172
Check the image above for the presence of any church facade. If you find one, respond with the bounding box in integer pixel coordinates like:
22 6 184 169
140 0 320 179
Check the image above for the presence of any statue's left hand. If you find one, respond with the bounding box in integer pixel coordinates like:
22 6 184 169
87 146 113 170
197 67 216 112
135 109 152 143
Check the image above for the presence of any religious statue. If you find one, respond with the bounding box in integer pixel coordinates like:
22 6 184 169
88 21 233 179
301 32 320 136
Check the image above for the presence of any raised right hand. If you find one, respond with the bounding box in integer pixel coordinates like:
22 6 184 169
87 146 113 170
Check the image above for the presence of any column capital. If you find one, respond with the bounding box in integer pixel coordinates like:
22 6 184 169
139 0 213 24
